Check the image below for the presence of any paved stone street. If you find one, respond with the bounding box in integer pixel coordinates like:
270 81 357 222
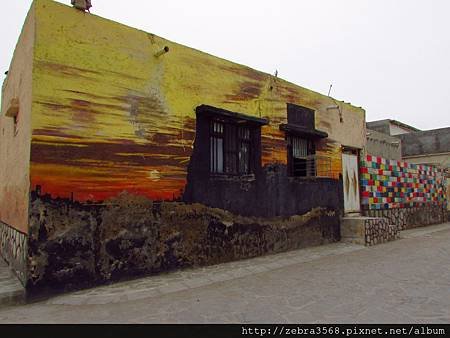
0 223 450 324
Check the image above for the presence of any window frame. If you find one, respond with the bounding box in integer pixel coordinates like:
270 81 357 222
287 134 316 177
209 118 253 176
195 105 268 178
210 120 224 174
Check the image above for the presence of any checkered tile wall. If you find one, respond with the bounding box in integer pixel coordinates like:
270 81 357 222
360 155 446 210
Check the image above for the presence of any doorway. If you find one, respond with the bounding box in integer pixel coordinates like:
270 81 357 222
342 150 361 213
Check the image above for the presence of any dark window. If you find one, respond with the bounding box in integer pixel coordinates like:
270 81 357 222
210 120 252 175
195 105 267 177
210 121 224 173
287 135 316 177
287 103 315 129
238 126 251 174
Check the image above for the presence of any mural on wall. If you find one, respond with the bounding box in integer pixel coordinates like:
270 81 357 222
28 0 364 204
360 155 447 210
0 0 369 290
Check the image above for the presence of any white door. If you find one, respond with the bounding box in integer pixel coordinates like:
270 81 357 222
342 153 360 213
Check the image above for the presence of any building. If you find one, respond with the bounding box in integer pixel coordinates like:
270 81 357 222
399 127 450 170
365 128 402 160
350 120 448 245
1 0 367 290
366 119 449 215
399 128 450 213
364 119 419 160
366 119 420 136
366 120 450 169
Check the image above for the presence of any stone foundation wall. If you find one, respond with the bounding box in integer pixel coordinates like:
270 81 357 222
364 218 399 246
27 193 340 291
0 221 28 285
363 204 446 230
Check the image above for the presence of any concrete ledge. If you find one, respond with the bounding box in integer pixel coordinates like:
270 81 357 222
0 259 26 309
341 216 399 246
340 217 368 245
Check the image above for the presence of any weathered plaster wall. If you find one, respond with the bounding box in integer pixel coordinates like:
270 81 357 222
390 124 413 136
0 3 35 234
399 127 450 157
365 128 401 160
30 0 365 203
27 194 340 290
366 120 419 137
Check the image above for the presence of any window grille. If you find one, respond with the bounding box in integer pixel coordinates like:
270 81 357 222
210 121 252 175
288 136 313 177
210 121 224 173
291 137 308 159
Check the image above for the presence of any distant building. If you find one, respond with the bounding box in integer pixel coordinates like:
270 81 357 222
399 127 450 169
367 119 449 171
366 119 449 213
367 119 420 136
365 119 420 160
365 128 402 160
399 128 450 213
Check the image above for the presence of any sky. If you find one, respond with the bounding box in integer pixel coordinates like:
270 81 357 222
1 0 449 130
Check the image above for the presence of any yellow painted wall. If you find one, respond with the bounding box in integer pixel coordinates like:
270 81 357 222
29 0 365 203
0 3 35 233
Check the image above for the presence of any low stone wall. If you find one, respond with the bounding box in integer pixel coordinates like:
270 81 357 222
0 221 27 285
341 217 399 246
27 193 340 291
364 218 399 246
363 204 446 230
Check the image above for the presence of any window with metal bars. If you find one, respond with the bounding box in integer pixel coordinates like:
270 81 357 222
210 120 252 175
210 121 224 173
287 135 315 177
